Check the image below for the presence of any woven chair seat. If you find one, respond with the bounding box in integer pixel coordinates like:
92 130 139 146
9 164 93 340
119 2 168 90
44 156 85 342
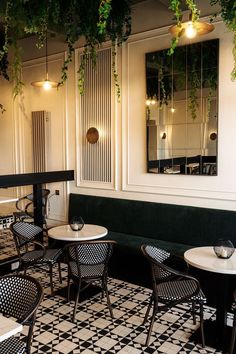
69 261 105 278
157 279 206 303
22 248 62 264
0 336 26 354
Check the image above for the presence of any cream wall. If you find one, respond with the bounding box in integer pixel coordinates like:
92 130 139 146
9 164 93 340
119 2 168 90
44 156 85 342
72 21 236 213
0 2 236 220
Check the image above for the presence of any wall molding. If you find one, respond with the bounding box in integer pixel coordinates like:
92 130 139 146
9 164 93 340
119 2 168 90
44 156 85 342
122 21 236 203
75 46 117 190
17 52 69 220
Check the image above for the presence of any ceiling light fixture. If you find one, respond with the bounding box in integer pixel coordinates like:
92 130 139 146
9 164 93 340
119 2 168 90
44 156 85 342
31 33 58 90
169 14 214 39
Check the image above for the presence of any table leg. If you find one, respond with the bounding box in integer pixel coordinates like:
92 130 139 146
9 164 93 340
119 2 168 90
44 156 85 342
190 273 232 352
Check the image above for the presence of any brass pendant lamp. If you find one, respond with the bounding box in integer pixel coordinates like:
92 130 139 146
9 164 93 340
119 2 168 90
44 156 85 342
169 13 214 39
31 33 58 90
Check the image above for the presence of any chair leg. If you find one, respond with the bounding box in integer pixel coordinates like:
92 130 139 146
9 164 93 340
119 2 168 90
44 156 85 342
49 264 54 295
145 303 158 346
229 316 236 354
67 277 71 303
58 262 62 284
142 294 153 325
72 285 80 323
26 313 36 354
199 302 205 348
192 300 196 325
103 278 114 318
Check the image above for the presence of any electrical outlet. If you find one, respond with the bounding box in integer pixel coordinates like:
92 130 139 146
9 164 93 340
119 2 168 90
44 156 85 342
55 190 60 195
11 261 19 270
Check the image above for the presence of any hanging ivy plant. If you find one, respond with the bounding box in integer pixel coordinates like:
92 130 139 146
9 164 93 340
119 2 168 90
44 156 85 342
168 0 199 56
169 0 236 80
210 0 236 80
0 0 131 109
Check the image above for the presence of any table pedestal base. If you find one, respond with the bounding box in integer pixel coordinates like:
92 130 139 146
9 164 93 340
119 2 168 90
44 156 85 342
190 319 232 352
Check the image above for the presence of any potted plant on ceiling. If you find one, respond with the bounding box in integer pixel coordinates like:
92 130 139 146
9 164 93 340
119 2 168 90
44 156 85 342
0 0 131 111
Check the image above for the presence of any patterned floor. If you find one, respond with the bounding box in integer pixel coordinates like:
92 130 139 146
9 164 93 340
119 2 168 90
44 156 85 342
0 229 232 353
2 262 225 354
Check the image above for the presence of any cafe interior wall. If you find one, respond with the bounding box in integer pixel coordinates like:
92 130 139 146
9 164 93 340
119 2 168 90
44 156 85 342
0 0 236 222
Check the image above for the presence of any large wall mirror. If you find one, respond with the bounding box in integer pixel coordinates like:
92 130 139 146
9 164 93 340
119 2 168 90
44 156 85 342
146 39 219 175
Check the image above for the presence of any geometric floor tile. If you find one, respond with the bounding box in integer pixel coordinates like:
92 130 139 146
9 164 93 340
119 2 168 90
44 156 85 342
0 234 226 354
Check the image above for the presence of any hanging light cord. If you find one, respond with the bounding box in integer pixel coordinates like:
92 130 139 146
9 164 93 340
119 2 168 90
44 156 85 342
45 31 48 80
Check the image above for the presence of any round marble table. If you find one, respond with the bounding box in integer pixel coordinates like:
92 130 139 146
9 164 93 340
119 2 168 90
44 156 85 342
48 224 108 241
184 246 236 351
184 246 236 275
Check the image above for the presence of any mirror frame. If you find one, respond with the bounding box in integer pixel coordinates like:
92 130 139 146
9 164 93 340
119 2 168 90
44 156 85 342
146 39 219 176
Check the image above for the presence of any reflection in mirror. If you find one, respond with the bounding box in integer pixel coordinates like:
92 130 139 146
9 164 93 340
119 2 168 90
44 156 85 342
146 39 218 175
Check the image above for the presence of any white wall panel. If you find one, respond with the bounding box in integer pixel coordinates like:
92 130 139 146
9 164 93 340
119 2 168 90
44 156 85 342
76 47 116 190
121 21 236 209
20 54 68 220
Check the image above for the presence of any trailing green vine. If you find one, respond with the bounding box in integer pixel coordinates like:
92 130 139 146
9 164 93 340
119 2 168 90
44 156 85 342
210 0 236 80
169 0 236 81
0 0 131 109
111 41 120 100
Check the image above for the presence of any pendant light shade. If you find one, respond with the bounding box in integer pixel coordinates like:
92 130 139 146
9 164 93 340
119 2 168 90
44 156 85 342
169 12 214 39
169 20 214 39
31 34 58 90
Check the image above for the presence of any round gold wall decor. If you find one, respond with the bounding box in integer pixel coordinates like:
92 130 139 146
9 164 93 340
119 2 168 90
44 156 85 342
86 127 99 144
210 132 217 141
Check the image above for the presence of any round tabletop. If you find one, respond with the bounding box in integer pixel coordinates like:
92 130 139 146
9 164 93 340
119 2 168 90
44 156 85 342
184 246 236 275
48 224 108 241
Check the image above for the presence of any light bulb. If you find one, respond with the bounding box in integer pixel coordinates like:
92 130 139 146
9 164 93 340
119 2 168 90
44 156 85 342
151 99 156 105
185 22 197 39
146 99 151 106
43 80 52 90
170 107 176 113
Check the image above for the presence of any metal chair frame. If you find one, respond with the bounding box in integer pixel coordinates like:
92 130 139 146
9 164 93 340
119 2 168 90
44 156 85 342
10 221 62 295
141 244 206 347
64 240 116 322
13 188 50 233
0 274 43 354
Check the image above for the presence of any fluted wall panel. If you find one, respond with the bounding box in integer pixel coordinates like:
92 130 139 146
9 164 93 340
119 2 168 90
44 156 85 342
80 48 112 183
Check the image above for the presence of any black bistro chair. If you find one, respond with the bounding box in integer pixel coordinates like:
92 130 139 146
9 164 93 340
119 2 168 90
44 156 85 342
230 289 236 354
141 245 206 347
13 189 50 233
0 274 43 354
64 240 116 322
10 221 62 295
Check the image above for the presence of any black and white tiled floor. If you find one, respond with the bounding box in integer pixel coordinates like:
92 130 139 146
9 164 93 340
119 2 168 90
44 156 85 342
7 263 224 354
0 230 230 353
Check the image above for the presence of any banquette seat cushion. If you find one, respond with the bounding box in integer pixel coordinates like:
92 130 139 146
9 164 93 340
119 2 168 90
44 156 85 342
69 193 236 301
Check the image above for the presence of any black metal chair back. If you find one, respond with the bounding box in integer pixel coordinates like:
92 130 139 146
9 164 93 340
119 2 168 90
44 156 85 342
141 244 205 347
10 221 62 295
64 240 116 322
143 245 173 281
0 274 43 353
13 189 50 231
11 221 42 251
66 241 114 279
